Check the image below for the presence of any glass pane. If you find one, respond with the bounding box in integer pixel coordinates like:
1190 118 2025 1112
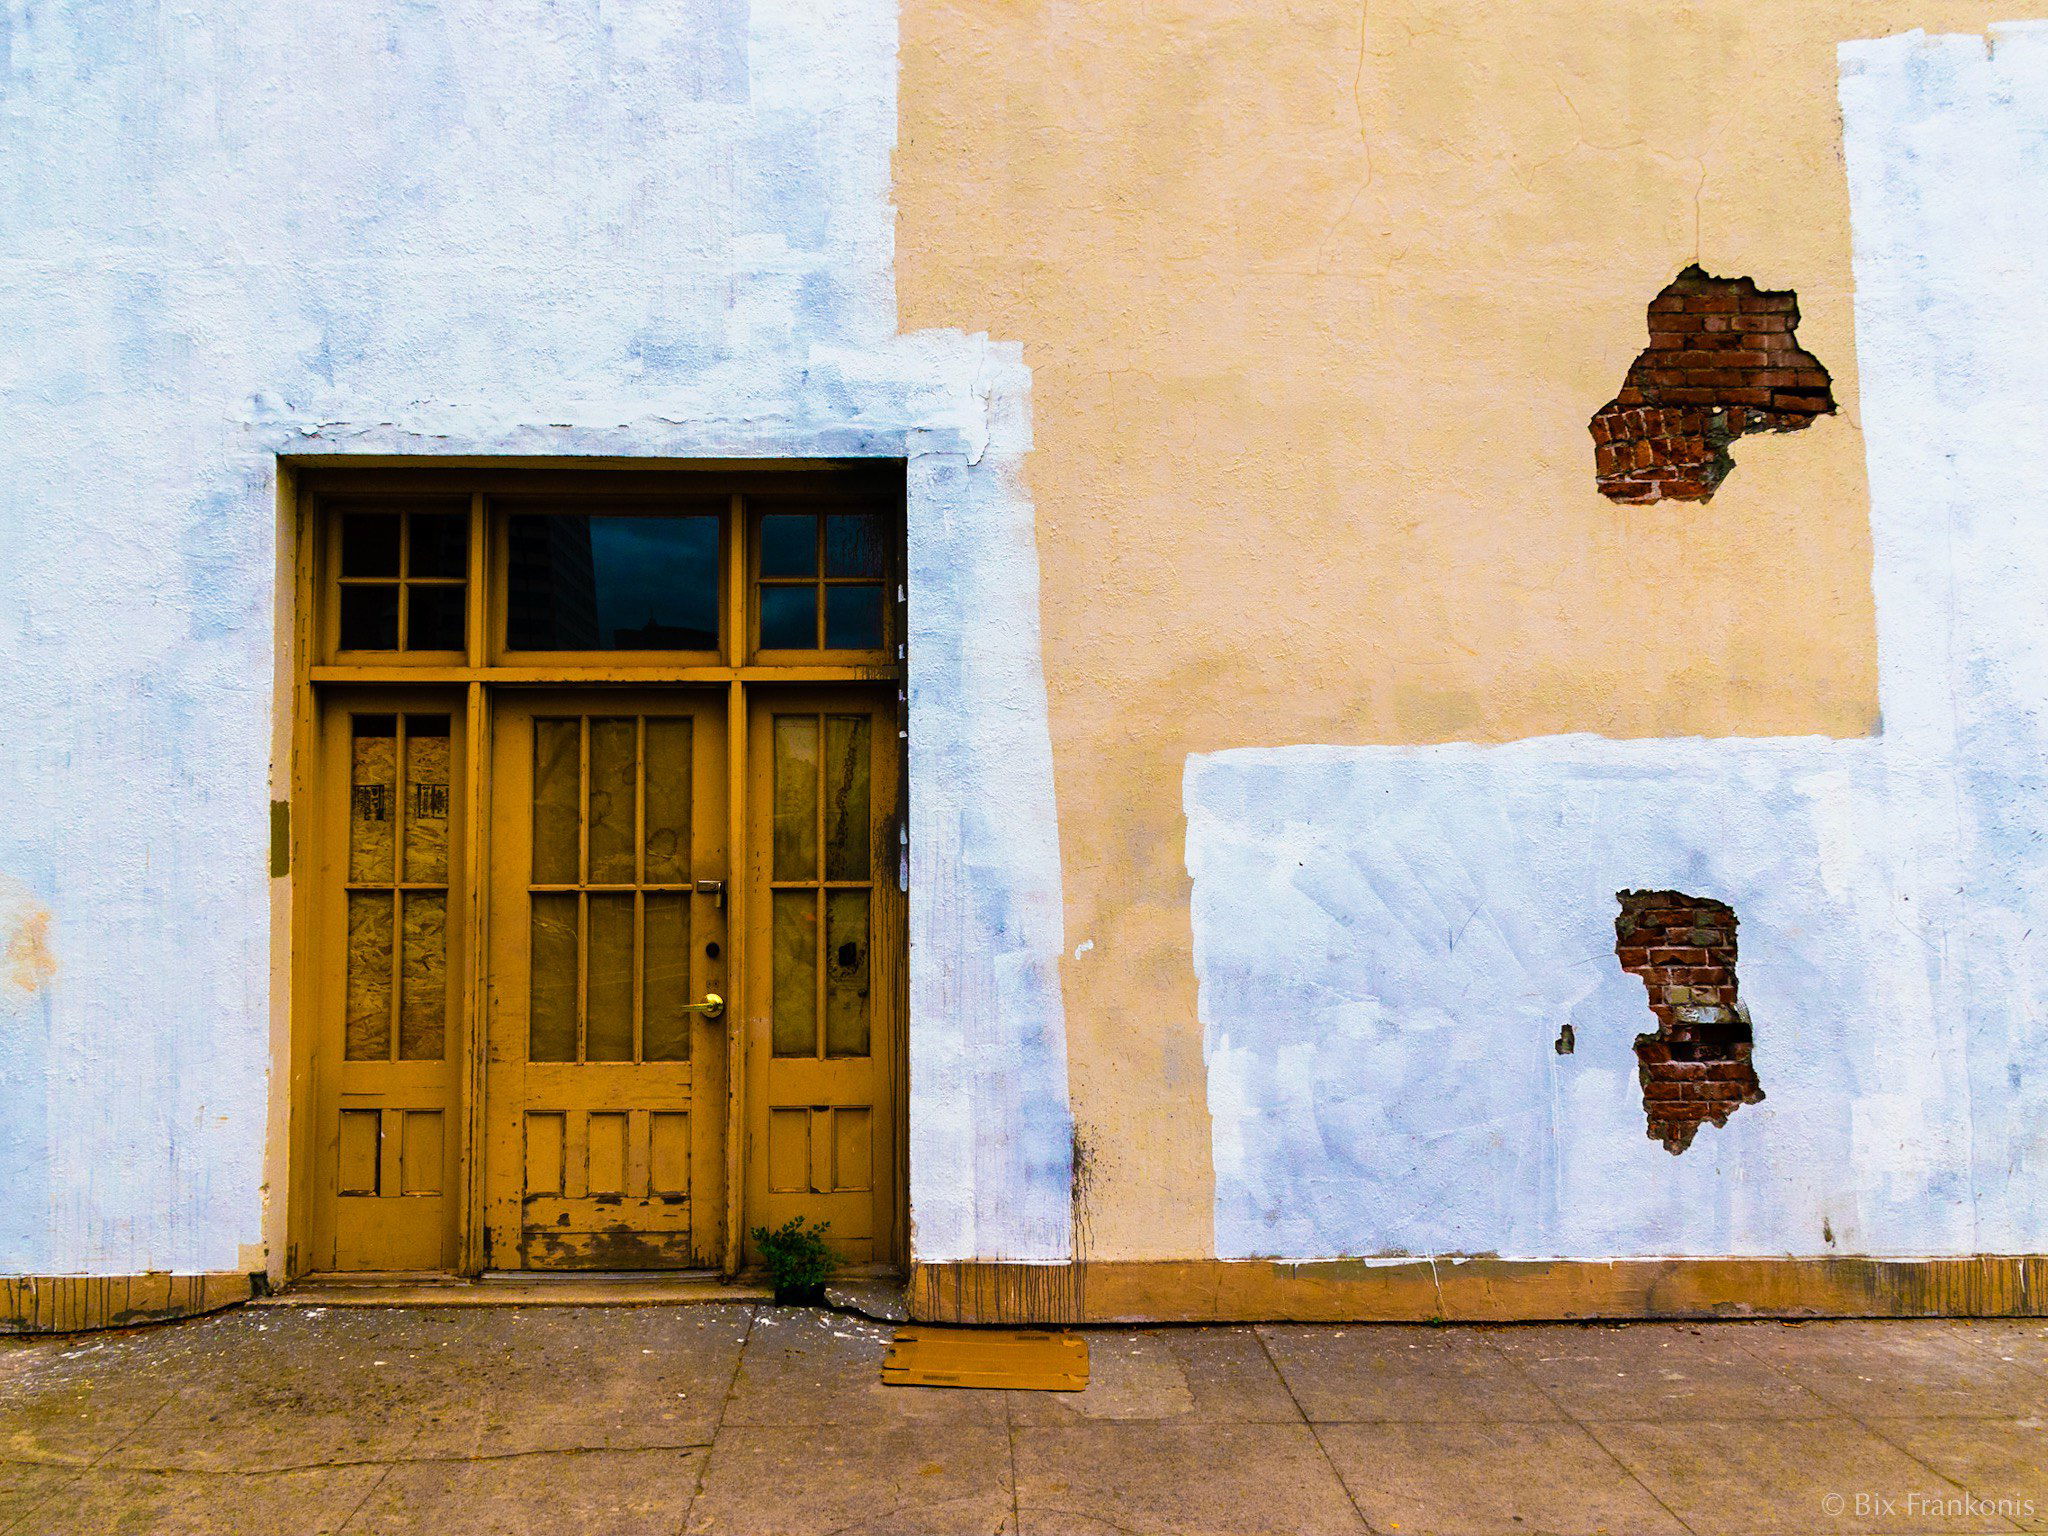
759 513 817 577
759 585 816 650
339 585 399 650
824 584 884 650
644 718 692 885
772 716 819 880
823 715 870 880
772 890 818 1057
349 716 397 883
824 513 885 577
532 719 581 885
401 716 451 884
505 514 719 650
643 893 691 1062
341 514 401 578
406 584 466 651
345 891 394 1060
408 512 468 579
825 889 870 1058
586 894 635 1062
587 717 637 885
528 893 579 1062
399 891 447 1060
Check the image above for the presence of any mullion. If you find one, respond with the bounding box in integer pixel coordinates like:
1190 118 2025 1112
395 513 411 650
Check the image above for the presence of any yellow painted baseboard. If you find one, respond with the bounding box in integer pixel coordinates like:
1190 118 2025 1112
908 1255 2048 1325
1 1272 257 1334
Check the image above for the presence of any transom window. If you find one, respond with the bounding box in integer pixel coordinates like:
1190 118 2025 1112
306 470 903 668
334 499 469 653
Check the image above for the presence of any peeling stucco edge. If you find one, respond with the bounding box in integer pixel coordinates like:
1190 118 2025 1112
243 329 1076 1272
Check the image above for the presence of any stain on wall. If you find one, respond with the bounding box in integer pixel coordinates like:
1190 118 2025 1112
1615 891 1764 1153
5 902 55 995
1592 267 1837 503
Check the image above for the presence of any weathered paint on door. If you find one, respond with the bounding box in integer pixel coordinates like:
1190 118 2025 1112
294 471 907 1279
483 696 730 1269
309 696 466 1272
745 687 904 1265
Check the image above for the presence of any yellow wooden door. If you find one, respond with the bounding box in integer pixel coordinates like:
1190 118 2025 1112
483 693 730 1269
309 695 466 1272
744 687 903 1266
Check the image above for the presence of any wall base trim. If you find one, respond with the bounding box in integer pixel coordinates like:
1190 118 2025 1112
1 1272 257 1334
907 1256 2048 1325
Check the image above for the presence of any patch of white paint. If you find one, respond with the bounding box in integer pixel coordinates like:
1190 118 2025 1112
0 0 1070 1274
1187 23 2048 1262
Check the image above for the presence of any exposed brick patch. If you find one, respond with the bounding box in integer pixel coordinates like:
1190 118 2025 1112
1591 266 1835 504
1615 890 1764 1154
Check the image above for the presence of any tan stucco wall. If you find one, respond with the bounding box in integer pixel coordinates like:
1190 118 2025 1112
896 2 2016 1260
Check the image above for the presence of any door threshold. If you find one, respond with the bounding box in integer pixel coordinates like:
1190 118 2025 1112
259 1272 773 1308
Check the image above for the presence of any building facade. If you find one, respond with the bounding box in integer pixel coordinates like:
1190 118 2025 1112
4 1 2048 1328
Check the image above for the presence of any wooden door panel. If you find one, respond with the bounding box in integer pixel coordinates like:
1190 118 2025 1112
485 696 729 1270
310 698 466 1273
745 689 902 1267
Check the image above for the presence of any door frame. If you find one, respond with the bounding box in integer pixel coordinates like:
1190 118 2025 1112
282 465 909 1281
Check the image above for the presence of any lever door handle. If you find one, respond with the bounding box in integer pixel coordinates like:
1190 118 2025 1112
681 993 724 1020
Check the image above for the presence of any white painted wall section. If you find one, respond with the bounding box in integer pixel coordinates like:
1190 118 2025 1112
1188 22 2048 1264
0 0 1073 1274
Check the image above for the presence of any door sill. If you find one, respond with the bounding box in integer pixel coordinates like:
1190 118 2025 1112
260 1272 773 1307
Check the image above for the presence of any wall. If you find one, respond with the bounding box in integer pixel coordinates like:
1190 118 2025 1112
898 4 2048 1264
0 0 1073 1278
5 0 2046 1293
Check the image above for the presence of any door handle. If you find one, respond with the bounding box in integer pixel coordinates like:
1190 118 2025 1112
681 993 724 1020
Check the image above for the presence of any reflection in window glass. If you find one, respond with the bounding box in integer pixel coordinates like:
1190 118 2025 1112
507 515 719 651
824 514 884 577
758 585 816 650
759 514 817 578
824 585 884 650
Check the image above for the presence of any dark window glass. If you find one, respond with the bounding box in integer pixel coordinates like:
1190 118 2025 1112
339 585 400 650
506 514 720 651
759 514 817 578
759 586 817 650
824 514 885 577
408 585 466 651
341 515 401 578
409 513 468 579
824 584 884 650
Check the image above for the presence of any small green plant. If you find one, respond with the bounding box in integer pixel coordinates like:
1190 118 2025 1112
751 1216 837 1303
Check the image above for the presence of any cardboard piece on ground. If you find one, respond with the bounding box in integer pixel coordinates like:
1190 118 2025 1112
881 1327 1089 1391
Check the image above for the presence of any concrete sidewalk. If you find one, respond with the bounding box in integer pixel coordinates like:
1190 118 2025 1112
3 1305 2045 1535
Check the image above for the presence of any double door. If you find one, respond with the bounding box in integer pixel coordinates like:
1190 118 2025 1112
303 686 901 1275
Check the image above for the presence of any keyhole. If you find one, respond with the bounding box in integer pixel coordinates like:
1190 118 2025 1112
705 941 721 960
